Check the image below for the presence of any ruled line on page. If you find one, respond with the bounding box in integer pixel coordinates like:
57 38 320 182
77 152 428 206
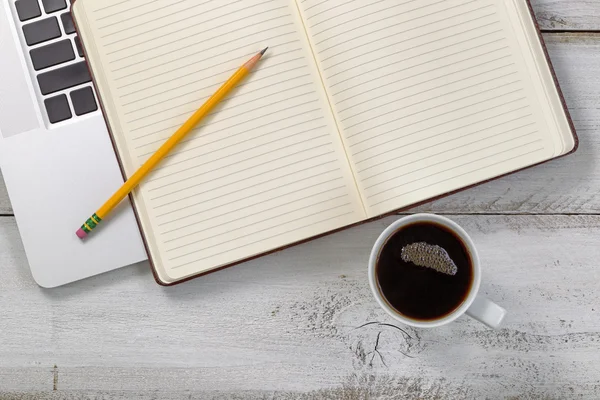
126 81 313 124
98 0 190 29
312 0 451 38
306 0 364 22
112 27 297 82
304 0 329 13
370 145 544 207
103 0 279 53
142 108 324 163
146 127 328 187
93 0 135 14
149 114 326 170
324 21 501 79
361 125 538 184
166 196 351 252
113 23 295 86
333 53 512 108
165 192 349 246
347 85 523 142
112 32 297 74
100 0 217 38
331 42 509 97
149 152 336 209
317 2 487 55
349 93 527 148
134 99 319 146
344 79 522 133
341 70 518 124
154 160 339 218
130 90 316 134
157 169 342 227
102 0 248 45
135 101 320 153
129 88 317 139
309 0 385 28
121 59 308 112
355 109 533 167
121 56 308 109
169 207 354 263
150 144 334 203
313 0 483 46
321 5 492 59
145 122 327 184
351 101 530 157
107 5 284 62
366 138 541 198
161 182 346 237
337 62 515 115
170 211 355 269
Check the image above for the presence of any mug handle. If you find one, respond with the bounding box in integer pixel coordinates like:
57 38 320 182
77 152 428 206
465 296 506 329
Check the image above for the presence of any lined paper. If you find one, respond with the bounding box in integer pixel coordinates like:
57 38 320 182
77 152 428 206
75 0 573 282
299 0 557 216
83 0 365 281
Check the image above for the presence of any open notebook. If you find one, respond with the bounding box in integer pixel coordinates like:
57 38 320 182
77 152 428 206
73 0 577 285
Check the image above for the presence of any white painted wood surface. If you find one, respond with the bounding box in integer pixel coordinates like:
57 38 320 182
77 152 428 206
1 215 600 398
533 0 600 30
2 2 600 399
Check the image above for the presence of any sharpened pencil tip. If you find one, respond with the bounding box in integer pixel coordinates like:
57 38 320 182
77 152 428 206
260 47 268 56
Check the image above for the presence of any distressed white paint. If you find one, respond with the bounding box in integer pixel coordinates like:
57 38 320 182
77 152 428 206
533 0 600 30
1 215 600 398
2 2 600 399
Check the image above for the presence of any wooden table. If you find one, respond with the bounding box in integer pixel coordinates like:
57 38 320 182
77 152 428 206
2 1 600 398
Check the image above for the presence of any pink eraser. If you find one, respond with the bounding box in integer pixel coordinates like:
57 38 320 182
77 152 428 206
76 228 88 239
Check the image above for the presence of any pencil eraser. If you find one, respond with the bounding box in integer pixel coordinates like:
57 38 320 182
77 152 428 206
76 228 88 239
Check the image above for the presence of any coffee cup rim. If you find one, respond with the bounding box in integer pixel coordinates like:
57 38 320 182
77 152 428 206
368 213 481 328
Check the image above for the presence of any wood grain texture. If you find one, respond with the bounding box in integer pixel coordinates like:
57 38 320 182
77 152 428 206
1 34 600 216
2 2 600 399
1 215 600 399
532 0 600 30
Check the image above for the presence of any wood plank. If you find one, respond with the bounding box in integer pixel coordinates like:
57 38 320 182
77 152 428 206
533 0 600 31
1 215 600 398
1 34 600 215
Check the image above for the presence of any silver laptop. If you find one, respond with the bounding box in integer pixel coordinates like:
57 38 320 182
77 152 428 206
0 0 147 287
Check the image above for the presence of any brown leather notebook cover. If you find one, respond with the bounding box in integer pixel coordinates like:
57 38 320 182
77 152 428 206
73 0 578 286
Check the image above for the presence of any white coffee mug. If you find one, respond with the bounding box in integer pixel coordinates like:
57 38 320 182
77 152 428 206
368 214 506 329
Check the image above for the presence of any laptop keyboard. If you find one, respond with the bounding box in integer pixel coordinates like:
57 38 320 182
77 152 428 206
14 0 98 125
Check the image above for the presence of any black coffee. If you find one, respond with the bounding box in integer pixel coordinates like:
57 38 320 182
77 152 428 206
375 222 473 321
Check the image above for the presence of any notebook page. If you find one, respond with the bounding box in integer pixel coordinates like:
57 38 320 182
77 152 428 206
82 0 365 281
298 0 560 216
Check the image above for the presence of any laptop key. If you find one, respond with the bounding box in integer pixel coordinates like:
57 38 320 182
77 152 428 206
15 0 41 21
30 39 75 71
41 0 66 13
74 35 84 57
70 87 97 116
22 17 61 46
37 61 91 95
44 94 72 124
61 12 76 34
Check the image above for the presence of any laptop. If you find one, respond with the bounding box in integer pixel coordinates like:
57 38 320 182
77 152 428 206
0 0 147 287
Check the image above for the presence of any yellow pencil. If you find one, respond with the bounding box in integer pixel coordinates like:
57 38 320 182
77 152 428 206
76 47 268 239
